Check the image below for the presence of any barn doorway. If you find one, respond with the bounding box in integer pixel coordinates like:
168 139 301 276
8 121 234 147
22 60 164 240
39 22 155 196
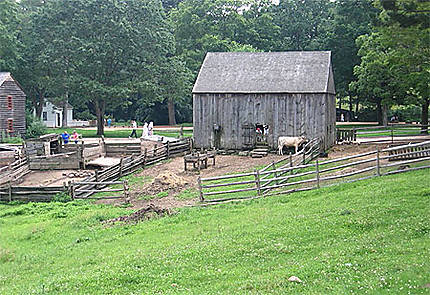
255 123 269 144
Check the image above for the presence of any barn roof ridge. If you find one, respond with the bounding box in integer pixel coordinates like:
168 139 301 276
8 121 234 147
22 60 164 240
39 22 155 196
193 51 335 95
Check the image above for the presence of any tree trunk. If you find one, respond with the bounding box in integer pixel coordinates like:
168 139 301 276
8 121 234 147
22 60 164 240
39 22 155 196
376 99 383 125
34 91 45 118
421 99 429 134
382 104 388 127
167 98 176 125
62 93 68 128
355 98 360 121
95 100 105 136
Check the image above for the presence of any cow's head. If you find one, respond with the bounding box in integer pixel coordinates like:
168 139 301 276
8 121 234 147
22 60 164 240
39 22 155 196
299 136 308 143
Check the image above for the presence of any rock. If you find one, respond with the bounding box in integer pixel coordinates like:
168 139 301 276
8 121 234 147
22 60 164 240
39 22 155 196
238 151 249 156
288 276 303 283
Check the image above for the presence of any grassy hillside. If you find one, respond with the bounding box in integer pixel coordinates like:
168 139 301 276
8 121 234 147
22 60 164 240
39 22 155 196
0 170 429 294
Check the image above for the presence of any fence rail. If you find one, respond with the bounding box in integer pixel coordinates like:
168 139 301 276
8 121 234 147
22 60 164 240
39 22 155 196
198 140 430 204
336 124 430 144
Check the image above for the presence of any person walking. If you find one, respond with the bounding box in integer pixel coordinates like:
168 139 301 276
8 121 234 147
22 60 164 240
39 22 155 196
129 120 138 138
148 121 154 136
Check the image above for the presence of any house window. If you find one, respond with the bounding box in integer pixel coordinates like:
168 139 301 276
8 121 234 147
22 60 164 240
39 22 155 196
7 119 13 133
42 111 48 121
7 96 13 110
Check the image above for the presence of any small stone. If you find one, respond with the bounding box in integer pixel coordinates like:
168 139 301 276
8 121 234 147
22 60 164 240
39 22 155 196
238 151 249 156
288 276 303 283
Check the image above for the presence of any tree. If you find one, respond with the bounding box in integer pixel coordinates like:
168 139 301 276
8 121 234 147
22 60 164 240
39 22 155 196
379 0 430 132
273 0 333 51
350 33 405 125
29 0 175 135
326 0 379 112
0 0 21 72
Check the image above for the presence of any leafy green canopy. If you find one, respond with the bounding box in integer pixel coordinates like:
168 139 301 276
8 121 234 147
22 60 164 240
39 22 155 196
25 0 177 134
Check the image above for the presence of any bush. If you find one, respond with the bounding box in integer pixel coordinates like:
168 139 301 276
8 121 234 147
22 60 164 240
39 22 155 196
26 115 48 139
51 192 72 203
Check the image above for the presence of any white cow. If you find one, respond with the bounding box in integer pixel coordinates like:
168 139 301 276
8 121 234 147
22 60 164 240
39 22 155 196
278 136 307 155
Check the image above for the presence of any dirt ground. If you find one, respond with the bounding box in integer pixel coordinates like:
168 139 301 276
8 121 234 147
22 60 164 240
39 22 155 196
20 143 390 209
17 170 94 187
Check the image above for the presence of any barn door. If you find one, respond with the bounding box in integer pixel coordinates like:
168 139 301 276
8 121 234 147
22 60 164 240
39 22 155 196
242 124 255 149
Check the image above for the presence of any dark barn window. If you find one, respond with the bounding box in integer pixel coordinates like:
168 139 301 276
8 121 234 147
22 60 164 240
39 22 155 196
7 96 13 110
7 118 13 133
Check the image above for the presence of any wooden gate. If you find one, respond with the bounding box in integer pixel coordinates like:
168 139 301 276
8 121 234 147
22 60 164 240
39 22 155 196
242 124 256 149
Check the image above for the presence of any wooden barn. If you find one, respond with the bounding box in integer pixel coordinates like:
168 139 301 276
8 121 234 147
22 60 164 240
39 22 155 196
192 51 336 150
0 72 26 139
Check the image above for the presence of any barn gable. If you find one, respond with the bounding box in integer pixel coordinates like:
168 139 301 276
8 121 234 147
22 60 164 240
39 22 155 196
193 51 335 95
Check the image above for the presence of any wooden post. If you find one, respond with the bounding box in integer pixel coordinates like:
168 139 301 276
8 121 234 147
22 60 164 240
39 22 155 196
119 158 124 177
289 152 293 175
197 176 204 201
70 182 75 200
8 180 12 202
166 141 170 159
353 127 356 142
123 180 130 202
95 170 99 189
154 144 158 157
376 148 381 176
143 148 147 167
391 126 394 144
315 158 320 189
302 148 306 164
255 169 261 196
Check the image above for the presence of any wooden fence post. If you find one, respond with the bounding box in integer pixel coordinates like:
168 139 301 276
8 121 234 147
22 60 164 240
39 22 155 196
154 144 158 157
353 127 356 142
255 169 261 196
166 141 170 159
70 182 75 200
123 180 130 202
8 180 12 202
95 170 99 189
197 176 204 201
376 148 381 176
143 148 147 167
289 152 293 175
315 158 320 189
391 126 394 144
119 158 124 177
302 148 306 164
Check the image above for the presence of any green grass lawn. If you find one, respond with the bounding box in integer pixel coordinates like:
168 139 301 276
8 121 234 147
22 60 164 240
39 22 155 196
0 169 429 294
47 128 193 138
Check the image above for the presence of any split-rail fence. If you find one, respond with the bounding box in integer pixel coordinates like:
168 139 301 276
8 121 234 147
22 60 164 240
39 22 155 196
198 140 430 204
0 138 191 202
336 124 430 144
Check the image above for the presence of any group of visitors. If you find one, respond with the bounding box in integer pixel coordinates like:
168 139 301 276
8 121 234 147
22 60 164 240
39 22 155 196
128 120 154 139
61 130 80 144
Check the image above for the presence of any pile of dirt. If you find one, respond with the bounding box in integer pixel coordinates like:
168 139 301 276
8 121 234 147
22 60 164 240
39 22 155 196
103 204 171 225
141 171 189 196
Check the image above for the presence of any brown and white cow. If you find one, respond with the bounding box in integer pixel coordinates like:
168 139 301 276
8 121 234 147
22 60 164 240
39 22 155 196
277 136 307 155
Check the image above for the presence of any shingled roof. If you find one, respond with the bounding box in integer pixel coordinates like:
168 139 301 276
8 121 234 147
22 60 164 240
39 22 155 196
192 51 335 94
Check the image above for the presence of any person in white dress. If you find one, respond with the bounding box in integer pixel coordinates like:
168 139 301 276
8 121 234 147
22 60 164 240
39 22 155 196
141 122 149 138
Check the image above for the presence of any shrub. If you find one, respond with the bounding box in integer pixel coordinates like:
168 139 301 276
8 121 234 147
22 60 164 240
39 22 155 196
26 114 48 139
51 192 72 203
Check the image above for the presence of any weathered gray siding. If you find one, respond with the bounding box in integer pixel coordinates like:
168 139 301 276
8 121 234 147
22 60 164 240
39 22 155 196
193 93 335 150
0 80 26 139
